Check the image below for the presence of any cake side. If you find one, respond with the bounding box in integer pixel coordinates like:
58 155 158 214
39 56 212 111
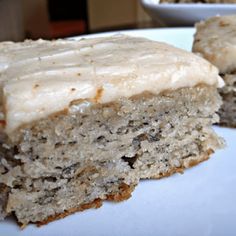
0 85 224 225
218 74 236 127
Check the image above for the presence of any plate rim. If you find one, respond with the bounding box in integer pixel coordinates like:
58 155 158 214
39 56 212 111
141 0 236 8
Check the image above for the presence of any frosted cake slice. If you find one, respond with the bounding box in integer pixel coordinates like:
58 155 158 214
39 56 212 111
193 15 236 127
0 35 224 226
193 15 236 74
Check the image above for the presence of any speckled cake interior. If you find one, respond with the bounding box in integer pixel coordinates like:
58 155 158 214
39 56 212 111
0 85 224 225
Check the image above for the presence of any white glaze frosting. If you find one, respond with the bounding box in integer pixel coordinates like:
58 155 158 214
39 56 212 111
193 15 236 74
0 35 224 134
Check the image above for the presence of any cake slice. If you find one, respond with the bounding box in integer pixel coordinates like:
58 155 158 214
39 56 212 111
193 15 236 127
193 15 236 75
0 35 224 226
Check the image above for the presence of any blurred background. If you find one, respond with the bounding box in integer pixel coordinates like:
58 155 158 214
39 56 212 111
0 0 159 42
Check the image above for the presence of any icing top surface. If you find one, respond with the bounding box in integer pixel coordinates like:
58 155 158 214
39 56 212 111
193 15 236 74
0 35 223 134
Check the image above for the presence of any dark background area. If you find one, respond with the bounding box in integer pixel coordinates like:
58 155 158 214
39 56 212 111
0 0 154 41
48 0 88 21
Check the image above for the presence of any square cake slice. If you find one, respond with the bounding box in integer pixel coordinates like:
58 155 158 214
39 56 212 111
0 35 224 226
193 15 236 127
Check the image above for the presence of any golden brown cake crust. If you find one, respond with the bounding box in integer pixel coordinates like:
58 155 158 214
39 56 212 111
35 198 103 228
106 183 135 202
34 183 134 227
152 149 213 179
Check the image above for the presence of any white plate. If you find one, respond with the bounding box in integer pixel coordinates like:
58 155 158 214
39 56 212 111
1 29 236 236
141 0 236 26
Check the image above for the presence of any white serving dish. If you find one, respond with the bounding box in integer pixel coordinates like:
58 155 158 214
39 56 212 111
141 0 236 26
0 28 236 236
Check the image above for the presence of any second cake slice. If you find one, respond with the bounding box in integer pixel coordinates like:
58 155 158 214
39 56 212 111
193 15 236 127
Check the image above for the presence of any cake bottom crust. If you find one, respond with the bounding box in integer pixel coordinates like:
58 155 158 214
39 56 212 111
33 149 212 228
34 183 134 228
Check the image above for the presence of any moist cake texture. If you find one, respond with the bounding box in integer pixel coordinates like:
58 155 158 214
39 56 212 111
193 15 236 127
0 35 224 226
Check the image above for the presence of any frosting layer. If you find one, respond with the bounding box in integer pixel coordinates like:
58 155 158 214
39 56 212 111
0 35 223 134
193 15 236 74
